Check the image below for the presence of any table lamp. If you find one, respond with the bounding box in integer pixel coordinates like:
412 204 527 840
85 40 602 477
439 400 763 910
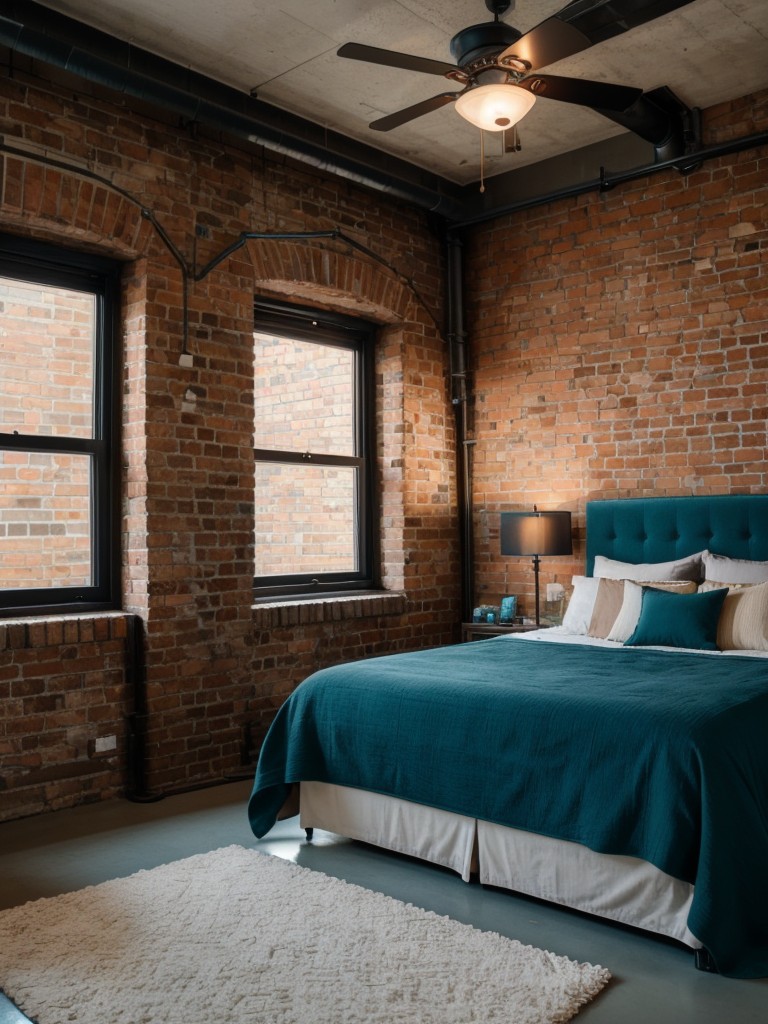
500 508 572 626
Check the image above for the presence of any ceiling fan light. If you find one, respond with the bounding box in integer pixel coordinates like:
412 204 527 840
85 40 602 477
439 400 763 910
454 84 536 132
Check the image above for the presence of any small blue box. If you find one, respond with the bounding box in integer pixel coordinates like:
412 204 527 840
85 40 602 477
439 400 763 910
499 596 517 623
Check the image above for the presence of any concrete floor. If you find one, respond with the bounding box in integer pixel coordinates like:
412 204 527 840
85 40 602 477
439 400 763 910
0 781 765 1023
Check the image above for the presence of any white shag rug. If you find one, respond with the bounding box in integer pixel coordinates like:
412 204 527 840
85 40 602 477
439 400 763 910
0 844 610 1024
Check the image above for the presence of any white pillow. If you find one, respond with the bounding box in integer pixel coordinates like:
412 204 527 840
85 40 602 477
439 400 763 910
561 576 601 634
703 551 768 585
606 580 699 643
593 551 705 582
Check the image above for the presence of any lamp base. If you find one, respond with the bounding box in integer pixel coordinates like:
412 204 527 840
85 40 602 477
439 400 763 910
533 554 541 627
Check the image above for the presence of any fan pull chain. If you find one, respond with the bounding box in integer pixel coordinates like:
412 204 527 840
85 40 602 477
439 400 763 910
480 130 485 193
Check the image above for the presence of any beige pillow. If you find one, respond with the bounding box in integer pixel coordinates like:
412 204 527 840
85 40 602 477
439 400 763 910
714 580 768 651
605 580 698 643
587 578 626 639
699 580 753 592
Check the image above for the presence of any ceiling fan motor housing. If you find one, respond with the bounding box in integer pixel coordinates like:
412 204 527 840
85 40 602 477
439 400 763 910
450 22 522 67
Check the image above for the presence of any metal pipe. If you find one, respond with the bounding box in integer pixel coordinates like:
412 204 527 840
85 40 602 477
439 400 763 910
124 614 163 802
453 129 768 229
446 232 474 623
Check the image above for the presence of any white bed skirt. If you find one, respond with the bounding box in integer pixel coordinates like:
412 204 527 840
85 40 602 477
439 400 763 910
300 781 699 949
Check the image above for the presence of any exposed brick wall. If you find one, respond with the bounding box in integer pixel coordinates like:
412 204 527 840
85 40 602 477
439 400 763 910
1 47 765 821
0 56 459 818
0 614 129 821
464 90 768 616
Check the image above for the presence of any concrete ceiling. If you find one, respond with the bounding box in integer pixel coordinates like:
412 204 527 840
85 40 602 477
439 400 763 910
22 0 768 187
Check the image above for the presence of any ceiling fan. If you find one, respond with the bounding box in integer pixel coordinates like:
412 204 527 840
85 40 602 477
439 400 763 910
337 0 697 150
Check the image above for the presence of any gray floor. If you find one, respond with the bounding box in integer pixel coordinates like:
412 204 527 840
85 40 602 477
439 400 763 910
0 781 765 1023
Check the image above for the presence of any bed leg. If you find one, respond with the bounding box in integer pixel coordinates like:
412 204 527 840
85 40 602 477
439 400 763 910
304 827 314 842
694 948 718 973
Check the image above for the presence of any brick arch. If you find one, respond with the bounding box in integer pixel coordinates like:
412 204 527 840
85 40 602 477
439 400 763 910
0 155 153 257
245 238 415 323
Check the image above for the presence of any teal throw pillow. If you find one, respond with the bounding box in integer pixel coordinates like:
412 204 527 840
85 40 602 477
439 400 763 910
624 586 728 651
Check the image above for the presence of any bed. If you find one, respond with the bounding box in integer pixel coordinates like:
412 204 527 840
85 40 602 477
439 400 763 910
248 495 768 979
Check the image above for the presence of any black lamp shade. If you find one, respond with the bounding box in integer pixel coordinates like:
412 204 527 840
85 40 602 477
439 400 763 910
500 510 572 557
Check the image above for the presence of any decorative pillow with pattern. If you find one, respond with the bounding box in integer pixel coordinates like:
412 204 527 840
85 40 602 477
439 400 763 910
705 579 768 651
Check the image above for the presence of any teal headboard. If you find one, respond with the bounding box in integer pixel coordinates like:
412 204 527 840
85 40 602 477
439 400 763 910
585 495 768 576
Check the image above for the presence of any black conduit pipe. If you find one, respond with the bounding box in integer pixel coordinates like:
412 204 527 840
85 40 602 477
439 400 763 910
455 129 768 229
124 614 163 803
446 232 475 623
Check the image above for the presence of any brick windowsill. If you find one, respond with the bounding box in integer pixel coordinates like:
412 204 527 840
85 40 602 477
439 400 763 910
251 591 407 629
0 593 409 647
0 611 131 650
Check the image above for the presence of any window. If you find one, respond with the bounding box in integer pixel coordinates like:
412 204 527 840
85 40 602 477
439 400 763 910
253 299 376 599
0 235 120 616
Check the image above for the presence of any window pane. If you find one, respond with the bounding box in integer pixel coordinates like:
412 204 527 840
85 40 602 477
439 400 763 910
255 462 357 576
0 450 92 589
0 276 95 439
254 333 354 456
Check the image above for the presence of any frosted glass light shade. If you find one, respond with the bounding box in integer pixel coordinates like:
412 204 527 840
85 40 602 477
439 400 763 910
454 84 536 132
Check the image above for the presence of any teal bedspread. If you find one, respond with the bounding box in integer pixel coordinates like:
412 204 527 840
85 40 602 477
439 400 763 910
247 637 768 978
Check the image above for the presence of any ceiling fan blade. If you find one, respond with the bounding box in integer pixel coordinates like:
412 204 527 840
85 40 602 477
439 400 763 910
517 74 642 112
498 18 590 72
369 93 458 132
337 42 458 77
499 0 697 72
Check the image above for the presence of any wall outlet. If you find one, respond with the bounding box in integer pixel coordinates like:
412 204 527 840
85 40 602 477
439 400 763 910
93 735 117 755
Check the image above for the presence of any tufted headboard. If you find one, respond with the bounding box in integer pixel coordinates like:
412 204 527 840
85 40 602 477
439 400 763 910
585 495 768 577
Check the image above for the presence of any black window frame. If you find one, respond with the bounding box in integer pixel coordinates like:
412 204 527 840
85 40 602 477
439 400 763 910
253 298 378 600
0 234 121 617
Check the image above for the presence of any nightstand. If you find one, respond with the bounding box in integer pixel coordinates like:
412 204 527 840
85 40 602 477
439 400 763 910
461 622 543 642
